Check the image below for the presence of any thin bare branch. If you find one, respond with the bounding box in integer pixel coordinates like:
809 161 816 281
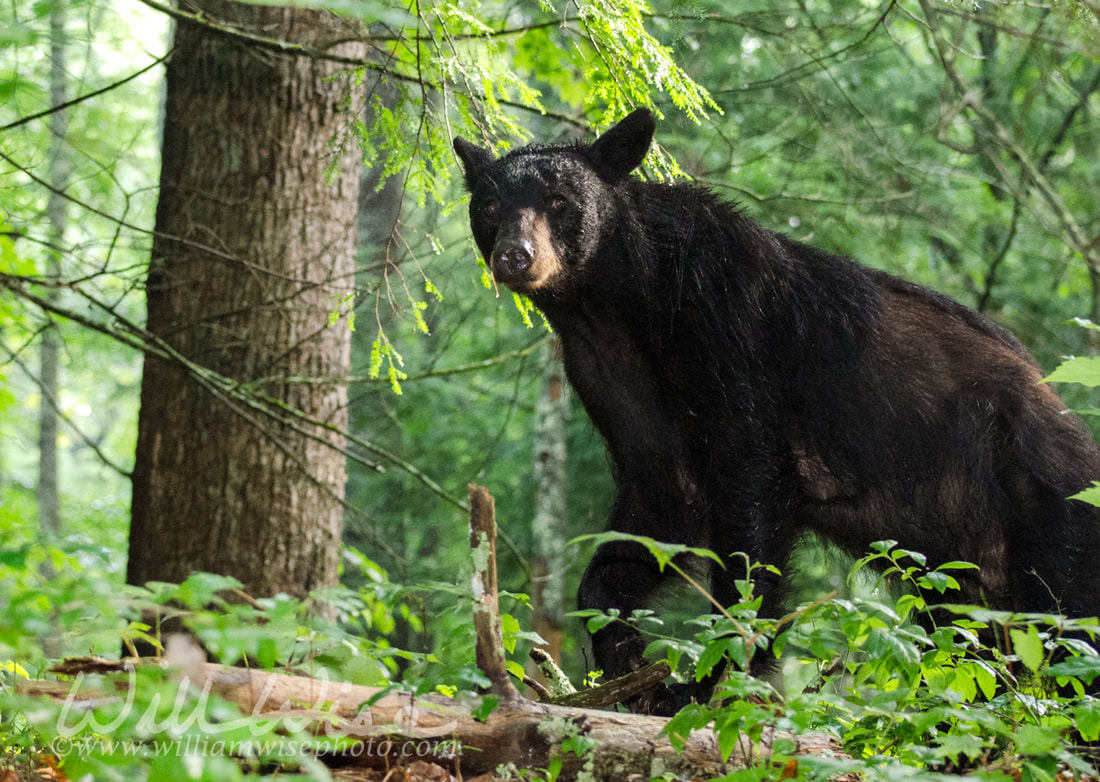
4 342 132 478
918 0 1098 277
0 50 173 133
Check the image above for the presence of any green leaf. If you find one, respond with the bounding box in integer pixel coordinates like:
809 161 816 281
500 612 520 653
947 665 977 701
0 224 35 275
695 637 734 679
936 560 980 570
969 660 998 700
569 531 723 572
868 627 920 672
895 593 926 621
1042 356 1100 386
577 610 618 634
0 545 29 570
1073 700 1100 742
472 694 500 722
1013 724 1061 755
933 733 989 760
1010 625 1045 672
1046 654 1100 684
661 703 711 751
1069 482 1100 507
892 547 926 567
561 733 601 757
1067 317 1100 332
504 658 526 683
917 571 959 594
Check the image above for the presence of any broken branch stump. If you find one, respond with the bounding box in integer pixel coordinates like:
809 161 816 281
469 483 521 700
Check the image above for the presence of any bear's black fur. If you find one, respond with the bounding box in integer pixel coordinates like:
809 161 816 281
454 109 1100 712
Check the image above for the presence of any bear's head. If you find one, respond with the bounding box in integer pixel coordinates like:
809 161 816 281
453 108 655 298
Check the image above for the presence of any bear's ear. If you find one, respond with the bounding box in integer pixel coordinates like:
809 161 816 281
453 137 495 190
589 107 656 181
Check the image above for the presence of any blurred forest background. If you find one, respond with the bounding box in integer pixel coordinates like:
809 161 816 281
2 0 1100 694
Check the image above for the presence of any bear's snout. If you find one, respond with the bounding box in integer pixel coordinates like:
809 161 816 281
491 242 533 284
486 208 562 293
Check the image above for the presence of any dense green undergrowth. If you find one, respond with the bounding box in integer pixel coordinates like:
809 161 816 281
5 526 1100 782
577 535 1100 782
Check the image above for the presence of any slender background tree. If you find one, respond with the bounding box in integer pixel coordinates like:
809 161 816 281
36 3 66 542
531 338 570 666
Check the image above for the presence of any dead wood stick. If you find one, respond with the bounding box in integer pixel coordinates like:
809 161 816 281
529 647 674 710
549 661 673 710
530 647 576 697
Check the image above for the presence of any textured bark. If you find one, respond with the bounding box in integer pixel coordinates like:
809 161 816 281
128 2 365 599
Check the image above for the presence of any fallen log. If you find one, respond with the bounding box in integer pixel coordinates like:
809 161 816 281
35 654 839 780
26 485 846 780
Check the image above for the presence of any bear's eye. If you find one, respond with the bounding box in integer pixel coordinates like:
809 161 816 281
548 194 567 212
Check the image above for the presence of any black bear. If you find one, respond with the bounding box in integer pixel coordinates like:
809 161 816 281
454 108 1100 712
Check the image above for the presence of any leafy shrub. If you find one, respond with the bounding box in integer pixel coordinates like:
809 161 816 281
0 540 454 780
572 533 1100 782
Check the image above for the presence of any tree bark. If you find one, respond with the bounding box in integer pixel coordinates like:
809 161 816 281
128 2 365 600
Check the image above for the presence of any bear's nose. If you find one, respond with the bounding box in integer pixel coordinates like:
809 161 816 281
492 244 532 283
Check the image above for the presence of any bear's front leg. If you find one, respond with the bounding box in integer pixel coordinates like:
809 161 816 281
577 539 686 714
576 473 702 679
576 538 661 678
578 534 719 716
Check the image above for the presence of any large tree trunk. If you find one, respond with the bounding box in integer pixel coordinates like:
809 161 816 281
128 2 365 600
